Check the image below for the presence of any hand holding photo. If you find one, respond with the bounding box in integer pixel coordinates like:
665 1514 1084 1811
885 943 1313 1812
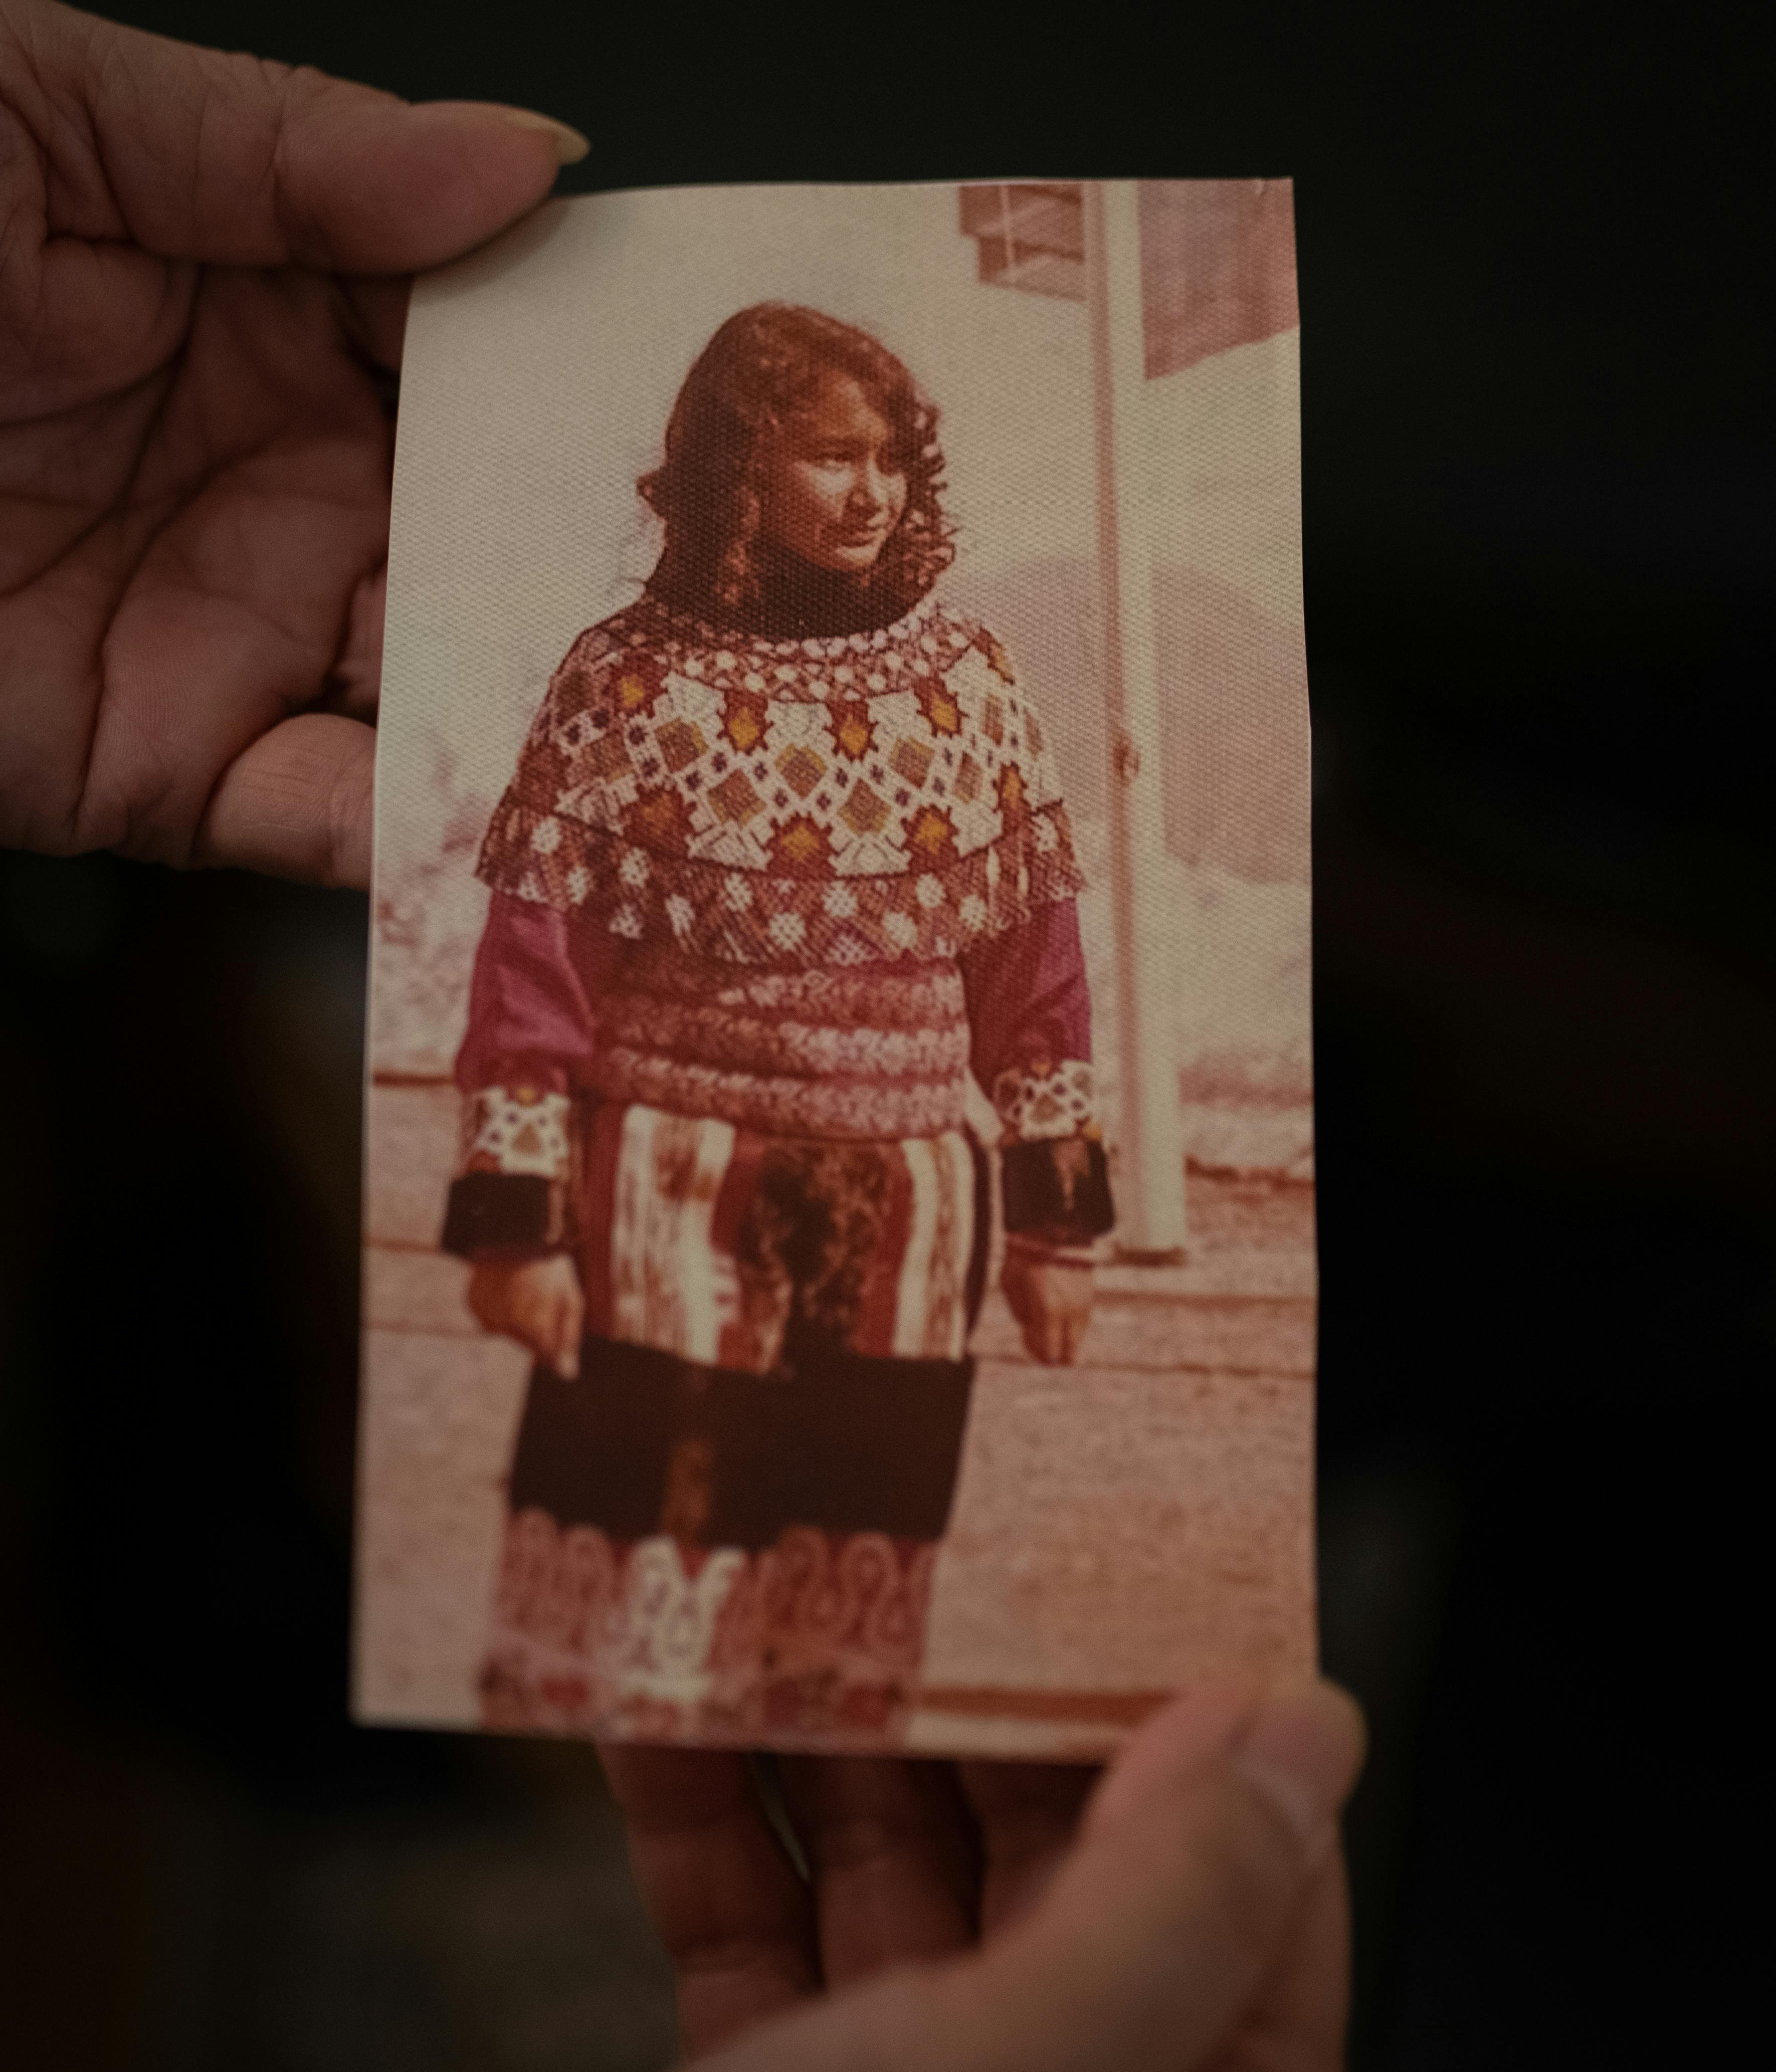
357 180 1314 1759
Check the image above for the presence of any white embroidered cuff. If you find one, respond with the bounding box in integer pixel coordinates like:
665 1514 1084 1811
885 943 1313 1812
459 1085 572 1180
992 1059 1096 1144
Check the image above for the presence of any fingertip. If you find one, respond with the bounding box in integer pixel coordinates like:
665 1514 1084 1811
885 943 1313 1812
1088 1677 1365 1853
1086 1677 1265 1833
318 98 571 271
1232 1680 1366 1850
467 104 590 165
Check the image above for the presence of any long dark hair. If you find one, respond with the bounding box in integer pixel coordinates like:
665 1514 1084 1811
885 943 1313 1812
639 304 956 630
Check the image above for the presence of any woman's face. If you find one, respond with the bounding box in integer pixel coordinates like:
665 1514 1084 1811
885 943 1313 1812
760 373 909 574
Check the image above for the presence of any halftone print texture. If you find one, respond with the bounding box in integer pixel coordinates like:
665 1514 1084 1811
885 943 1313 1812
357 181 1313 1759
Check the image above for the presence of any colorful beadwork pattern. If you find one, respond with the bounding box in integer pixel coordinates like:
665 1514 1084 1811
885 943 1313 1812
476 594 1084 966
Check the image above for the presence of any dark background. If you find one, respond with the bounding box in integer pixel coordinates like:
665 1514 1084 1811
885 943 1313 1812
2 3 1769 2065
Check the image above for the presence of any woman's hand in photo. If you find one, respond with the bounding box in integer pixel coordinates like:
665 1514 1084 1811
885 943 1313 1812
601 1677 1364 2072
0 0 584 887
467 1256 584 1378
1001 1246 1095 1365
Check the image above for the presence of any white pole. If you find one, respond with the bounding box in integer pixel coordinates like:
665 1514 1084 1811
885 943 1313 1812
1084 179 1189 1261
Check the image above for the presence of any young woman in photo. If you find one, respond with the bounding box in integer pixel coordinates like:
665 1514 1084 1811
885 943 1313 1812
445 302 1114 1744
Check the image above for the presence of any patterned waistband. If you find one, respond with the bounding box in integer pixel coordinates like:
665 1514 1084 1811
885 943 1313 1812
600 949 971 1027
588 959 973 1140
589 1048 969 1139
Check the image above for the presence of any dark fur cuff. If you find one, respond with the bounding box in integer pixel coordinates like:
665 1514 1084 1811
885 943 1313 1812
1000 1136 1115 1246
441 1174 565 1260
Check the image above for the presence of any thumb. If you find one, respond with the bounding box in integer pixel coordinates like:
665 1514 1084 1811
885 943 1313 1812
696 1680 1363 2072
15 1 586 271
960 1679 1364 2070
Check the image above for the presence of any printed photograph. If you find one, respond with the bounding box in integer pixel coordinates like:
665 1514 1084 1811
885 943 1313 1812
357 180 1315 1759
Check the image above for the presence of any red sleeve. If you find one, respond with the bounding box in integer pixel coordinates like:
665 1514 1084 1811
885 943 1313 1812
442 894 611 1261
958 898 1114 1248
959 897 1096 1136
454 892 603 1100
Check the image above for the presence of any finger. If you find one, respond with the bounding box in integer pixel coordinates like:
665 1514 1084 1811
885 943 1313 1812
538 1287 567 1373
553 1283 582 1380
465 1270 502 1336
776 1757 978 1984
510 1282 554 1364
194 711 372 888
311 559 386 719
998 1281 1021 1332
26 3 585 271
697 1680 1364 2072
958 1759 1096 1934
598 1742 819 2060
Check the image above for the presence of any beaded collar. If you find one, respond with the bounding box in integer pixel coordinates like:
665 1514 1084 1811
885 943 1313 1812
476 593 1082 967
